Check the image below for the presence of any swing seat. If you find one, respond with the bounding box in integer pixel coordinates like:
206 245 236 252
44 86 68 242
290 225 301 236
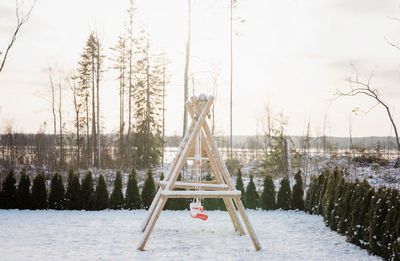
190 202 208 221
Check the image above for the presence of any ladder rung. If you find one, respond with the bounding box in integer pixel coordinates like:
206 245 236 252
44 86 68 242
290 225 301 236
160 190 241 198
186 157 209 161
159 181 228 190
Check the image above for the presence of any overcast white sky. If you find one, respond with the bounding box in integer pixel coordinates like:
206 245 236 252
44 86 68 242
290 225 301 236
1 0 400 137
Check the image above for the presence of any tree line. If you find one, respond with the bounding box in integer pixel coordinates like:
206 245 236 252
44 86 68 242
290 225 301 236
0 167 306 212
0 169 154 210
305 168 400 260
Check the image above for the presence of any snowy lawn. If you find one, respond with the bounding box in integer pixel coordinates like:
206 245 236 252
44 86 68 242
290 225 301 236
0 209 381 261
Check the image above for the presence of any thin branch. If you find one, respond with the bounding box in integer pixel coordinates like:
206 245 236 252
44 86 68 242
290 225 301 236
384 37 400 52
0 0 36 73
336 67 400 152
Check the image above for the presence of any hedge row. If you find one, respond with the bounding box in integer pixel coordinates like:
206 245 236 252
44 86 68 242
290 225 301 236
305 168 400 260
0 169 155 210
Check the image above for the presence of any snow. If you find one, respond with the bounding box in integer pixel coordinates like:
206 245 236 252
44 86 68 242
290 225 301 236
0 210 381 261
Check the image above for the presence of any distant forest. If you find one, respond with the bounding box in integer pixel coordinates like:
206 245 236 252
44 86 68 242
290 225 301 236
0 131 398 171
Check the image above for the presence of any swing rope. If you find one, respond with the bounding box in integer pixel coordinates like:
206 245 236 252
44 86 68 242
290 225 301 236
190 130 208 221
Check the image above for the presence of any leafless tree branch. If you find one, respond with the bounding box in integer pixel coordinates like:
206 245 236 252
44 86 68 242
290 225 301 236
335 69 400 153
0 0 37 73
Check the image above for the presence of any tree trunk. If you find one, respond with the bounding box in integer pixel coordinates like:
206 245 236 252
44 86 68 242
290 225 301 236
183 0 191 137
58 77 63 169
229 0 233 159
162 53 166 169
91 52 96 166
96 44 101 169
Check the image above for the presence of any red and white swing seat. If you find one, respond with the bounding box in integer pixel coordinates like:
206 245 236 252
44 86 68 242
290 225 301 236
190 201 208 221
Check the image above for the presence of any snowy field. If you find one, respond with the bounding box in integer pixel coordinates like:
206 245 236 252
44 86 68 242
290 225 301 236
0 210 381 261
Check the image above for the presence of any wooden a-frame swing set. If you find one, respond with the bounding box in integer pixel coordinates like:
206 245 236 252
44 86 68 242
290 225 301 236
137 94 262 251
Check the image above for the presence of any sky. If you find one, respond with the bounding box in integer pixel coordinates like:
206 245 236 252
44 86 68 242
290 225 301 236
1 0 400 137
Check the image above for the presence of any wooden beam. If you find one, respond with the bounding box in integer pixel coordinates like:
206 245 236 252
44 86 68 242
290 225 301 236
161 190 241 198
159 181 228 190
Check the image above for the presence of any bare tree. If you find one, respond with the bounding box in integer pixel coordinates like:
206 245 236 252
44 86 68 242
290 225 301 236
0 0 36 73
48 67 58 168
336 71 400 157
69 73 84 167
211 70 219 135
111 35 127 157
48 67 57 137
182 0 191 136
57 71 65 168
3 121 16 168
229 0 234 159
161 52 167 169
127 0 135 136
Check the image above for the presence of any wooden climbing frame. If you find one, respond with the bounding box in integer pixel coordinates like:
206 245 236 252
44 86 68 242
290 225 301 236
137 94 262 251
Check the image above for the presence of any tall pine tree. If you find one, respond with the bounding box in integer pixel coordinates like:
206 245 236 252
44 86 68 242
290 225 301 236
132 31 164 169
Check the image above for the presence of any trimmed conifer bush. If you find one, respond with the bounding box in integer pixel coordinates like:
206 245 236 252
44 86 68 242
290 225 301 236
305 176 317 213
359 185 374 249
277 177 291 210
369 188 388 257
48 173 65 210
235 169 246 206
95 174 109 210
261 175 276 210
330 176 345 231
382 189 398 259
31 173 47 210
141 170 156 210
17 169 31 209
80 171 95 210
2 170 17 209
245 175 260 209
65 171 81 210
0 190 4 209
349 181 366 245
317 170 329 215
125 169 141 209
305 170 400 259
291 170 305 210
110 171 125 209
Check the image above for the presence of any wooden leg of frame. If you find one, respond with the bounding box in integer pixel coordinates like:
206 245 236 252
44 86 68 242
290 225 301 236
137 196 168 251
234 197 262 251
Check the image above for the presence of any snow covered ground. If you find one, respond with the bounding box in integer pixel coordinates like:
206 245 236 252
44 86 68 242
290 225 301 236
0 210 381 261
